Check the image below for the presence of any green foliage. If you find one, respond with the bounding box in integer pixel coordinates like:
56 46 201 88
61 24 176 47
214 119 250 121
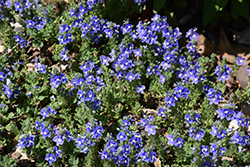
0 155 16 167
0 0 249 166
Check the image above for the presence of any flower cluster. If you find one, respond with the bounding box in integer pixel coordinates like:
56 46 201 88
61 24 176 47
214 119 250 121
186 28 199 54
14 35 29 48
101 117 158 166
2 0 249 166
75 122 103 153
203 86 223 105
215 64 232 83
17 134 36 149
35 59 46 74
27 16 46 31
50 73 68 89
165 85 190 107
167 133 185 148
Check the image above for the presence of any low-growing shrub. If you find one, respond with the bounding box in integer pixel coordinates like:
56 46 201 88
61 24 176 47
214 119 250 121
0 0 250 166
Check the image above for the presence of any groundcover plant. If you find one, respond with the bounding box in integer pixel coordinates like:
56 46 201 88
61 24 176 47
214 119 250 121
1 0 250 166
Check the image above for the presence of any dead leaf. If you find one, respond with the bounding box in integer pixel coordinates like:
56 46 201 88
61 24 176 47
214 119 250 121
154 158 161 167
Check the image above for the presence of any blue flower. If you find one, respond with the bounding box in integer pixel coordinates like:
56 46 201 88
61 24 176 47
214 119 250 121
145 125 156 136
210 126 218 137
59 47 70 61
189 126 194 137
217 129 227 140
23 0 32 8
45 153 57 166
2 85 12 98
193 130 204 141
126 72 135 82
116 71 123 79
140 118 148 126
157 108 166 117
101 149 110 160
40 107 49 119
14 2 23 12
17 135 26 149
242 135 249 146
219 147 226 156
185 114 193 124
53 134 64 146
27 19 35 28
174 137 184 148
106 139 118 149
210 143 217 155
48 107 56 115
122 119 131 128
117 131 127 142
75 137 85 148
129 134 142 150
149 151 157 163
165 94 176 108
231 131 242 144
235 56 246 66
86 89 95 102
41 128 51 139
167 134 174 146
200 145 209 156
35 63 46 74
159 75 166 84
133 48 142 57
193 113 201 122
92 126 103 139
138 148 149 163
201 161 212 167
101 55 110 66
64 130 73 142
136 85 145 94
0 71 6 81
25 134 36 148
54 146 62 158
35 121 40 131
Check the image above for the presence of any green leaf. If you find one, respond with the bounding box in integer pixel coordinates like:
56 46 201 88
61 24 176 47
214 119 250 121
6 112 15 119
235 89 241 98
153 0 167 12
232 0 249 19
203 0 219 25
5 123 12 131
11 122 19 135
215 0 229 10
32 39 44 48
0 54 8 63
38 95 46 101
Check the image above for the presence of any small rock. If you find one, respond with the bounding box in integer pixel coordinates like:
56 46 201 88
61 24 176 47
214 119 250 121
10 22 23 33
229 93 235 102
140 130 147 138
16 146 29 160
236 65 249 89
229 120 239 132
226 77 235 88
11 151 21 159
240 102 250 117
